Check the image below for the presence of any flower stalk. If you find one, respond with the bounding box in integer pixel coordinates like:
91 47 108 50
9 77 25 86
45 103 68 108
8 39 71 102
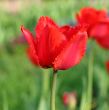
87 48 94 110
50 70 58 110
38 69 50 110
80 41 94 110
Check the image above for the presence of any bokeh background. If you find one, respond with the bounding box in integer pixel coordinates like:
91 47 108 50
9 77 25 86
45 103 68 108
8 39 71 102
0 0 109 110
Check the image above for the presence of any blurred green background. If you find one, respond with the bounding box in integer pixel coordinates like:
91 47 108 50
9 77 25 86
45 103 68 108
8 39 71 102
0 0 109 110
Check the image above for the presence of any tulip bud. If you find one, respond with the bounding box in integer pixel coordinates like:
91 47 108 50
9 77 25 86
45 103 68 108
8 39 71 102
63 92 77 110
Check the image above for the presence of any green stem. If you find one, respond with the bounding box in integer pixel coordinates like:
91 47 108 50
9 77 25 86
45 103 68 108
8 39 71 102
87 50 94 110
68 105 75 110
42 69 50 96
50 70 58 110
80 41 94 110
3 91 8 110
38 69 50 110
80 77 87 110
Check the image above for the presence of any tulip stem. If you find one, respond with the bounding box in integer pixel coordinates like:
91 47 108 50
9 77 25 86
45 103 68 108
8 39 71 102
80 41 94 110
38 69 50 110
68 105 75 110
50 70 58 110
87 47 94 110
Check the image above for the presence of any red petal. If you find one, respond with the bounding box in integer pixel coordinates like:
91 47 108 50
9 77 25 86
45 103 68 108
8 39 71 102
37 25 67 67
76 7 107 25
27 48 39 66
21 26 39 65
35 16 67 67
96 36 109 49
35 16 62 67
21 26 37 53
60 25 71 34
60 25 74 40
53 31 87 70
35 16 58 38
97 10 107 19
60 25 88 40
89 19 109 38
63 93 69 105
77 7 97 24
36 25 51 67
49 25 67 60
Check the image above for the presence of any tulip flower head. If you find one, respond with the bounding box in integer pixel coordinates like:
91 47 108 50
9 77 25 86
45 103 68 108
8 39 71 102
21 16 87 70
76 7 107 24
76 7 109 49
76 7 107 38
63 92 77 109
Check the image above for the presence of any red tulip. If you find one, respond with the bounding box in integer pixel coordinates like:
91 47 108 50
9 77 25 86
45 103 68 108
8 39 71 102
63 92 77 108
76 7 109 49
91 19 109 49
76 7 108 39
76 7 107 24
21 16 87 70
106 61 109 74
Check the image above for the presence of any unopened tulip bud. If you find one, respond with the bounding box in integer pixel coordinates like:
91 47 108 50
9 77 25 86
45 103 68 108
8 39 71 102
63 92 77 110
